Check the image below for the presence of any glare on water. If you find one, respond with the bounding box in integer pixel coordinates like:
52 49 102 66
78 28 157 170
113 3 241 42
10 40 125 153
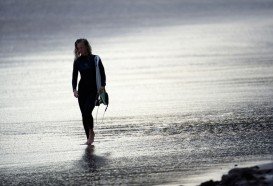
0 0 272 185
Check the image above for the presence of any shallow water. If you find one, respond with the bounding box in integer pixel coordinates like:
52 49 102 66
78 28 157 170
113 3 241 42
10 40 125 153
1 0 273 185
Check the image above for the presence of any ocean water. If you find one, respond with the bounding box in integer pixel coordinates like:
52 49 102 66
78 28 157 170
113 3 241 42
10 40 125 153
0 0 273 185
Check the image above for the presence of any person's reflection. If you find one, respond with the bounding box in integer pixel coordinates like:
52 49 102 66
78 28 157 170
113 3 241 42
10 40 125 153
86 145 95 157
81 145 96 171
80 145 108 172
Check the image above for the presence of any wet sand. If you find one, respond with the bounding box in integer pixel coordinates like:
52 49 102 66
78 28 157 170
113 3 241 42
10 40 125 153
1 0 273 185
0 112 272 185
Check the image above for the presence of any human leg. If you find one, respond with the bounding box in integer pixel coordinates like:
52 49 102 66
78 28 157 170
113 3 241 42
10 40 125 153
78 92 97 143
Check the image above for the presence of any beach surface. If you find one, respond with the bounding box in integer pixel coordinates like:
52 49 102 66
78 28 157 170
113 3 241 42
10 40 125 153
0 0 273 185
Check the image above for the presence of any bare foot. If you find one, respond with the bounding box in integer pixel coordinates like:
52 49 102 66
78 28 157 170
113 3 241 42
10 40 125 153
90 132 95 144
88 130 95 145
85 140 91 145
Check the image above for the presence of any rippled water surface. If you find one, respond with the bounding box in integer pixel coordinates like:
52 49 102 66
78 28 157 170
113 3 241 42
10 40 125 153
0 0 273 185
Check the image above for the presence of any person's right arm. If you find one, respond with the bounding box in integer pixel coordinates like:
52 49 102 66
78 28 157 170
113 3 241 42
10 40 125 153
72 60 79 98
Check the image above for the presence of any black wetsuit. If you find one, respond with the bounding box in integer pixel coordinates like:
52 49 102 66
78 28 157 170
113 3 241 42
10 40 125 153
72 54 106 139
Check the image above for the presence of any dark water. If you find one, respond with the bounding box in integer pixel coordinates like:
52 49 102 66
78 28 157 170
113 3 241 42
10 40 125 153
0 0 273 185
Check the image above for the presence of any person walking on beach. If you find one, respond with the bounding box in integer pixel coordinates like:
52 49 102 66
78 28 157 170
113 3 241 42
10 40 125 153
72 38 106 145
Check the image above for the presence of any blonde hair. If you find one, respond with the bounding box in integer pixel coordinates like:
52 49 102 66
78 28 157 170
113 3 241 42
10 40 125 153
74 38 92 59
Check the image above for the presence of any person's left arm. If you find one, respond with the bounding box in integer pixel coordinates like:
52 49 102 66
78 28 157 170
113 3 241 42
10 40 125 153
98 57 106 92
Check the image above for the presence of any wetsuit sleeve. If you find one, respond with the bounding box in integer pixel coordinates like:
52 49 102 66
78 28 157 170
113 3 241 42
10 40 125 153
98 58 106 87
72 60 78 91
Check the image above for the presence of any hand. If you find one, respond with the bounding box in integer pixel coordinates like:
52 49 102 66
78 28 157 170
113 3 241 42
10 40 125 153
98 86 105 94
73 90 79 98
